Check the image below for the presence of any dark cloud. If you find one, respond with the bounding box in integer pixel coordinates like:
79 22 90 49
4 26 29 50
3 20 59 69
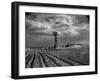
25 12 89 48
72 15 89 24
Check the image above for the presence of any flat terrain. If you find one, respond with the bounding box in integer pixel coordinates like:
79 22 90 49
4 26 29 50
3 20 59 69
25 47 89 68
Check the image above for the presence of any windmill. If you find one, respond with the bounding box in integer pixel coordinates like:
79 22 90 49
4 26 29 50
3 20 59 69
53 32 58 48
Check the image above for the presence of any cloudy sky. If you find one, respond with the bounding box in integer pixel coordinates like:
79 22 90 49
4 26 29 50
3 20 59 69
25 12 89 48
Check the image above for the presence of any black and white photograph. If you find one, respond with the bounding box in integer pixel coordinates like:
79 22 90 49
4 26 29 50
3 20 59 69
25 13 90 68
11 1 97 79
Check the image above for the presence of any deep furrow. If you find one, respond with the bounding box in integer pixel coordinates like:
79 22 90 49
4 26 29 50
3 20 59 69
25 51 31 58
39 52 59 67
56 56 81 65
40 51 71 66
39 52 49 67
25 53 32 66
43 50 81 65
49 51 89 65
30 52 36 68
38 52 46 67
31 51 40 68
66 55 89 65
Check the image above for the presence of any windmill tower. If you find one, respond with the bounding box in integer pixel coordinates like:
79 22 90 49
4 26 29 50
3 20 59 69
53 32 58 48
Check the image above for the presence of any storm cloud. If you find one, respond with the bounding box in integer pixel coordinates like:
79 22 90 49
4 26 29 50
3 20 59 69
25 12 89 48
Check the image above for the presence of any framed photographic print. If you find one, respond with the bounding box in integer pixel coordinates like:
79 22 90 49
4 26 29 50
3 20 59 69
11 1 98 79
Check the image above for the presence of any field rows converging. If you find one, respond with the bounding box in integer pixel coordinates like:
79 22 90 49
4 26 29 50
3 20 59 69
25 49 89 68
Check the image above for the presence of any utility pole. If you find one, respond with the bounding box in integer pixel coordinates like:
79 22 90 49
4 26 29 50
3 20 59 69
53 32 58 48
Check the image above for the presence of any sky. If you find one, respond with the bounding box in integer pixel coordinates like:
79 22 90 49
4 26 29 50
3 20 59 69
25 12 89 48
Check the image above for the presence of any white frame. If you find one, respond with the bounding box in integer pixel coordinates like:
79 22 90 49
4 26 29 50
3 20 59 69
19 5 95 76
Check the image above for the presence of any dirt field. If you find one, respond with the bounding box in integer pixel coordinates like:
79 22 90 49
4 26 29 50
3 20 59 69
25 47 89 68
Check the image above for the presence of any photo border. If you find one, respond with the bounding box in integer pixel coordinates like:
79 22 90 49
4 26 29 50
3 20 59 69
11 1 98 79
